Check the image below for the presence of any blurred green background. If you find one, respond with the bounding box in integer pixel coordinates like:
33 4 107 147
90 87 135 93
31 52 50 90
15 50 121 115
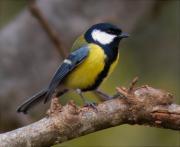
0 0 179 146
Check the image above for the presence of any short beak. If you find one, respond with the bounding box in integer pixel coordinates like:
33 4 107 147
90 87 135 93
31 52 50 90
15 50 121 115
118 32 129 38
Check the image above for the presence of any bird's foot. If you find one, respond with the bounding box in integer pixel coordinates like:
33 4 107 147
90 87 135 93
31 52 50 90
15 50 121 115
84 101 98 111
95 89 127 101
112 92 127 99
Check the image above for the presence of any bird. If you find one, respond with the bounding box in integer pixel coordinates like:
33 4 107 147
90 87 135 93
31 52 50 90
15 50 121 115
17 23 129 114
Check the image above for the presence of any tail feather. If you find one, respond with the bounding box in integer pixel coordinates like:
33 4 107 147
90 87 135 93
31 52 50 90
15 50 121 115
17 89 48 114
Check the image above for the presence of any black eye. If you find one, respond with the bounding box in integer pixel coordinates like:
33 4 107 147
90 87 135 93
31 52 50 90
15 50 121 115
106 29 114 34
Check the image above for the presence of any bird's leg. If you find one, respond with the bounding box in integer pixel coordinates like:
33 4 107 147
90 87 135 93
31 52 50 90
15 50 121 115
95 89 126 101
76 89 97 111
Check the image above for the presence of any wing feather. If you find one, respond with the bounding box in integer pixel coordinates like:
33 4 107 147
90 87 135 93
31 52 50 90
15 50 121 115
44 45 89 103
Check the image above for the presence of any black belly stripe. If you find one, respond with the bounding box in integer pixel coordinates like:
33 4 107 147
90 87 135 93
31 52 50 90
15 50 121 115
82 60 111 91
82 48 118 91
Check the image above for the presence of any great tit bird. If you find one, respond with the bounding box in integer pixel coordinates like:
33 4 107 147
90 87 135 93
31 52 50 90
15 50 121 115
17 23 129 114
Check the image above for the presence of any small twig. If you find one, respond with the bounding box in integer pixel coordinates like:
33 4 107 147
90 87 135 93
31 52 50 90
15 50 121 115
128 76 139 94
28 0 68 58
46 97 62 116
116 87 128 97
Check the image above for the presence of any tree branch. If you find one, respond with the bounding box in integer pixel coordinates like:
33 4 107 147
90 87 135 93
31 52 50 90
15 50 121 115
0 83 179 147
28 0 68 58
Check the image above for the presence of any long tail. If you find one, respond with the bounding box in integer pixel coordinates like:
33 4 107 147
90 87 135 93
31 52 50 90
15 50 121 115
17 89 48 114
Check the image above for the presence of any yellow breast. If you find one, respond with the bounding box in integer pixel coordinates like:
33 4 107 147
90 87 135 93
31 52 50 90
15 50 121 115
64 44 106 90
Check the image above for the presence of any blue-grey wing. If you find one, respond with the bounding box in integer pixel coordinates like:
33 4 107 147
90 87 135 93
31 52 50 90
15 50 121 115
44 45 89 103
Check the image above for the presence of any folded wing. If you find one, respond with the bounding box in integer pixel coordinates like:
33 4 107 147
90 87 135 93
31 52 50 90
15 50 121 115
44 45 89 103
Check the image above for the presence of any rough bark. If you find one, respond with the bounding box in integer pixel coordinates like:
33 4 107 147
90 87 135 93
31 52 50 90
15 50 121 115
0 85 179 147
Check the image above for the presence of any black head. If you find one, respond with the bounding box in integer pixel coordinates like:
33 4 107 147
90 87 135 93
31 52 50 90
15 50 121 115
84 23 128 47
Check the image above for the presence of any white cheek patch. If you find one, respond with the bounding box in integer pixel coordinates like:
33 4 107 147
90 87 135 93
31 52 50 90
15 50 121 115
92 29 116 45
